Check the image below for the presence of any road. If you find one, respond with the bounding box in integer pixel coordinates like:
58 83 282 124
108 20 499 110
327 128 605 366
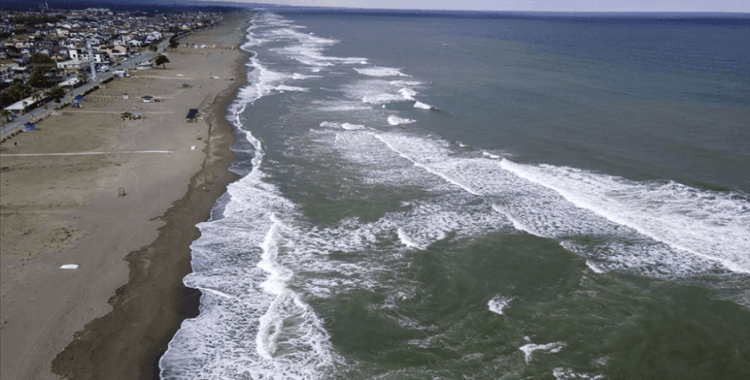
0 39 169 139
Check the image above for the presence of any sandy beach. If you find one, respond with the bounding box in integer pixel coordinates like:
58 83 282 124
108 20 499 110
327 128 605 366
0 13 248 380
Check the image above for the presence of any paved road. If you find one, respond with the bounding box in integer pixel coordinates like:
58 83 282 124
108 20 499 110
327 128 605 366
1 39 169 139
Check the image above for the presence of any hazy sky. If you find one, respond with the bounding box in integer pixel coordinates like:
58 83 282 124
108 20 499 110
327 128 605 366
211 0 748 12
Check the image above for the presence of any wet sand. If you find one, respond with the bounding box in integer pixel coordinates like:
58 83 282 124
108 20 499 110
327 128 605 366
0 13 249 380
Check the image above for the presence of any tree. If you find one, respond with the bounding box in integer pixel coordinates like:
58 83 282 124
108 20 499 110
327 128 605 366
28 67 52 88
169 37 179 49
32 91 42 104
1 108 11 124
46 86 66 103
154 54 170 69
0 82 33 108
78 72 89 84
149 44 158 53
29 52 55 65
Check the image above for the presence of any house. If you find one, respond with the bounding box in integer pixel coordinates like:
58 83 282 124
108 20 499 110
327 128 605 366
58 77 80 87
5 97 35 115
57 59 83 70
68 48 107 63
0 62 20 81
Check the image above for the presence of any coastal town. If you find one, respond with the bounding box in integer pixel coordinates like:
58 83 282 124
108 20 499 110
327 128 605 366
0 5 224 126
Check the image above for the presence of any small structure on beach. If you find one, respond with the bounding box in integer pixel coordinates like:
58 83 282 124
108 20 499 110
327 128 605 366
73 95 84 108
185 108 199 123
24 122 37 131
142 95 155 103
180 83 193 88
121 111 142 121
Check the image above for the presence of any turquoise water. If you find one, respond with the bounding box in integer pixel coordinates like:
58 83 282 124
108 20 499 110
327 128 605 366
160 11 750 380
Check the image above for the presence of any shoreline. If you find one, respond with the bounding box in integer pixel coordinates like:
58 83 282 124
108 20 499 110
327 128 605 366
51 15 250 380
0 12 250 380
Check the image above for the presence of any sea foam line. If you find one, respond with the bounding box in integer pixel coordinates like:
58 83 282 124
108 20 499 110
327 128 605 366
499 159 750 274
374 134 481 196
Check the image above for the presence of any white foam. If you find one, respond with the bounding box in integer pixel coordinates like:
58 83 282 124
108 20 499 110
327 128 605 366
520 342 566 363
317 104 371 112
387 115 415 126
398 88 417 101
341 123 365 130
201 287 234 299
499 159 750 274
161 14 342 380
320 121 365 130
275 84 309 92
482 151 500 159
292 73 321 80
492 203 536 235
553 368 605 380
397 228 427 250
354 67 409 77
414 101 433 110
362 93 405 104
390 80 423 87
269 27 365 67
586 260 606 274
374 134 481 196
488 296 513 315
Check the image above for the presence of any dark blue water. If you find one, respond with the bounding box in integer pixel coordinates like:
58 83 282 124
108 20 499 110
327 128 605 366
160 11 750 380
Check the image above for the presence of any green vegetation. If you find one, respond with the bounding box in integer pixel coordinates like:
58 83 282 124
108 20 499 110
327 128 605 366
155 54 170 69
29 53 55 65
0 82 34 108
46 86 66 103
9 14 64 26
82 86 100 96
28 67 53 88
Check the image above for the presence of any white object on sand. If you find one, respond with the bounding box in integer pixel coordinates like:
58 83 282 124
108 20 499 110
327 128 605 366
60 264 79 269
191 146 196 151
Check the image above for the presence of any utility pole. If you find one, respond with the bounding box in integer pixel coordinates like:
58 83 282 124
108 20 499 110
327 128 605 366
87 40 97 80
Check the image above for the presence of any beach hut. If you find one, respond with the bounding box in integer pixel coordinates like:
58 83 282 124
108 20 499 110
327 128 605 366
24 122 36 131
121 111 142 121
73 95 84 108
142 95 155 103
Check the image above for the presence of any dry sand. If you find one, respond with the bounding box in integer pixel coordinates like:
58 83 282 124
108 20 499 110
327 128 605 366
0 13 249 380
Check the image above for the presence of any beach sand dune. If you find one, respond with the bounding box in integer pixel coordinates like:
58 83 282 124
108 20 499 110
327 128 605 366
0 13 249 380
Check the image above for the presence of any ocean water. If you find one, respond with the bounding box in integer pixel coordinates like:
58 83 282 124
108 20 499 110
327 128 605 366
160 11 750 380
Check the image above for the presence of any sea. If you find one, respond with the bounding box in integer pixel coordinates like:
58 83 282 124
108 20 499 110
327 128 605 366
159 10 750 380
